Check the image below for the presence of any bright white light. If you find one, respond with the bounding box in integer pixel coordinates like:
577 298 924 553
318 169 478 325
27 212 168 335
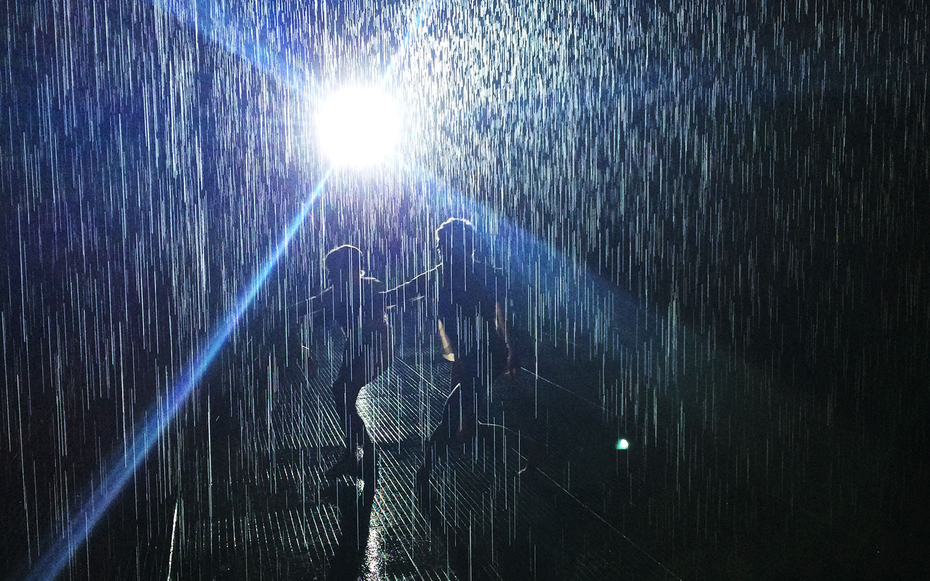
616 438 630 450
316 85 402 168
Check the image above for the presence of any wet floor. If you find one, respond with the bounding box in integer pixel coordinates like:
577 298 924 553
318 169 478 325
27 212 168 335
148 306 685 580
5 298 925 580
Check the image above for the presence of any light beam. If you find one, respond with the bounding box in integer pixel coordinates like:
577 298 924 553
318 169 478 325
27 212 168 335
24 171 331 581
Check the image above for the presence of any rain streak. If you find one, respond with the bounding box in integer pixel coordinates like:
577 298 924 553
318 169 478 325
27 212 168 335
1 1 928 580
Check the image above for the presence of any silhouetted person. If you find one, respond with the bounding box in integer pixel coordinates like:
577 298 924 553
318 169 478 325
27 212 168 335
385 218 516 506
288 245 392 479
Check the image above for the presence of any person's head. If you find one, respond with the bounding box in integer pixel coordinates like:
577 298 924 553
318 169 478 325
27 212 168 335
435 218 475 266
324 244 364 285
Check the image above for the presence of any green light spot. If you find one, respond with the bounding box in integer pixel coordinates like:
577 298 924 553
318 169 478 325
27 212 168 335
616 438 630 450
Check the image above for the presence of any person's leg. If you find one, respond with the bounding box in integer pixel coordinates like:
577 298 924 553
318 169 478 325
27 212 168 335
329 362 367 476
354 333 391 459
331 335 392 476
451 351 480 442
417 375 459 507
417 353 480 507
423 382 460 462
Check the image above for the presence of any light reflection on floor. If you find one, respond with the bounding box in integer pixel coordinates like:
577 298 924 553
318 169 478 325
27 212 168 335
364 505 384 580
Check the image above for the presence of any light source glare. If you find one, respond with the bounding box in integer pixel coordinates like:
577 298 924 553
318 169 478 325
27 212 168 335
317 85 401 167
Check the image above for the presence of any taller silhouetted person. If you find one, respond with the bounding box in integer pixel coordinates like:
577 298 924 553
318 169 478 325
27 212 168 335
385 218 516 507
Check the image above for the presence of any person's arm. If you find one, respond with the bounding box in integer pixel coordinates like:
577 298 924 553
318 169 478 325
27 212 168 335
382 266 438 308
493 271 518 377
495 300 518 377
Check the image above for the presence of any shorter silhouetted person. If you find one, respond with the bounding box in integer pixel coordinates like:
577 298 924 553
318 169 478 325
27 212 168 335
289 245 392 479
385 218 516 506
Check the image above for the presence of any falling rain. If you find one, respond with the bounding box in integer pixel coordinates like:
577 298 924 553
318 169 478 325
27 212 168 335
1 1 928 579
